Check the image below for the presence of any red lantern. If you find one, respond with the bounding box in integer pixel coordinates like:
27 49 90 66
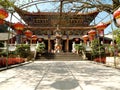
32 35 37 40
96 22 107 30
0 9 8 19
113 9 120 19
24 30 33 37
88 30 96 36
82 35 88 40
0 19 4 24
113 8 120 25
13 22 24 30
88 30 96 41
82 35 88 44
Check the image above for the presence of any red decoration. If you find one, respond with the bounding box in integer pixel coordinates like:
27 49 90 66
96 22 107 30
88 30 96 41
82 35 88 40
24 30 33 37
0 19 4 24
113 9 120 19
88 30 96 36
0 9 8 19
13 22 24 30
113 8 120 25
32 35 37 40
82 35 88 43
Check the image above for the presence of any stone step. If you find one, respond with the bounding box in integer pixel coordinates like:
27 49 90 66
36 52 83 60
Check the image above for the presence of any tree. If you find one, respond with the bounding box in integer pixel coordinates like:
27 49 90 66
113 28 120 45
0 0 14 9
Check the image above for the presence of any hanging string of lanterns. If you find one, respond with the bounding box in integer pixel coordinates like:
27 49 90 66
82 35 88 44
95 22 108 36
31 35 38 41
13 22 25 35
113 8 120 25
0 9 8 19
13 22 25 44
0 8 8 25
13 22 25 30
88 30 96 41
24 30 33 38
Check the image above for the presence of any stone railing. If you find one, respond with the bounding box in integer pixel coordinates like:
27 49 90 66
0 44 37 52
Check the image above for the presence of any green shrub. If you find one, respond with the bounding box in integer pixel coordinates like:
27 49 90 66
74 44 85 51
36 42 45 53
15 44 30 58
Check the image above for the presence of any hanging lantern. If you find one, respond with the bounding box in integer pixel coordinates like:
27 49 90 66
88 30 96 36
113 8 120 25
96 22 107 30
113 9 120 19
24 30 33 37
88 30 96 41
82 35 88 40
0 19 4 24
32 35 37 40
0 9 8 19
13 22 24 30
82 35 88 44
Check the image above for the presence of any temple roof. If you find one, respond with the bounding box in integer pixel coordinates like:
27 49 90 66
14 6 99 28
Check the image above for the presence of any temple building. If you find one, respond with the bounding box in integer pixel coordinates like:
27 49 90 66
14 6 99 52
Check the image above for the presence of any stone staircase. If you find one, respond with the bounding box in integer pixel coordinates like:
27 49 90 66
35 52 84 61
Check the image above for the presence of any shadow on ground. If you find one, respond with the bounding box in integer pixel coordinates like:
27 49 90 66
51 78 79 90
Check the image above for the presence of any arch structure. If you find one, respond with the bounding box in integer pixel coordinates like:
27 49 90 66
13 0 100 52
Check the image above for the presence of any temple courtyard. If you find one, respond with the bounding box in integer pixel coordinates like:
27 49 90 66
0 60 120 90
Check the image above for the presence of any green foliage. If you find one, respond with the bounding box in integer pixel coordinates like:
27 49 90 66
113 28 120 45
91 39 105 58
74 44 85 51
15 44 30 58
0 0 14 9
36 42 45 53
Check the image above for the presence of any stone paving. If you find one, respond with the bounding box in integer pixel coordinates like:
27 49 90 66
0 61 120 90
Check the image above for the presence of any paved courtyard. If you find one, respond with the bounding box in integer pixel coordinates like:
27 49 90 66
0 61 120 90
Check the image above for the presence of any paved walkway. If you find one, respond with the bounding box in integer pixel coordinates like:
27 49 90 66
0 61 120 90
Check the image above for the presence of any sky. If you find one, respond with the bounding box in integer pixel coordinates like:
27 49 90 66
5 0 118 34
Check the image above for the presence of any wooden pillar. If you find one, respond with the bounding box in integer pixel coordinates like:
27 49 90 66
48 37 51 52
66 37 69 52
